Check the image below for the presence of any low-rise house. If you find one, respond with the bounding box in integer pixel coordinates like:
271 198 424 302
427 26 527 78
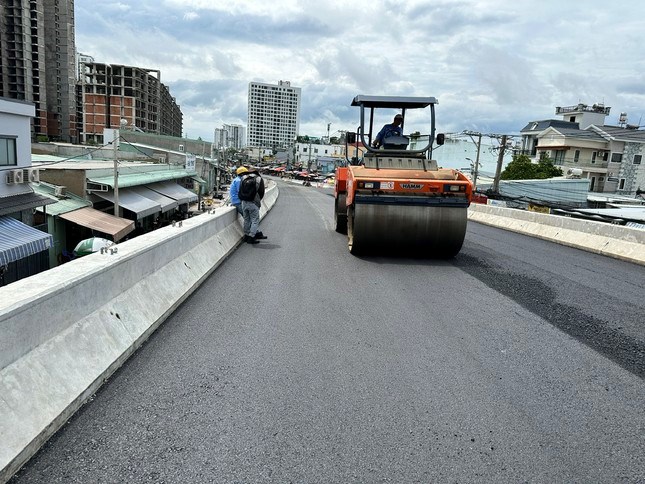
520 103 645 196
0 97 56 285
35 159 199 262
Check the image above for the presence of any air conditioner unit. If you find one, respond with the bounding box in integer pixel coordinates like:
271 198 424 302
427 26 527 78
54 186 67 197
566 168 582 178
7 169 25 184
24 168 40 183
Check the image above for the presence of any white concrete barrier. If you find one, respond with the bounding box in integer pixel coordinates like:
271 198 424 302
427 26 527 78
0 183 278 483
468 203 645 265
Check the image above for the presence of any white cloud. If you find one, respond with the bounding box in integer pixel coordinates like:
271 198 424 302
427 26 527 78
75 0 645 141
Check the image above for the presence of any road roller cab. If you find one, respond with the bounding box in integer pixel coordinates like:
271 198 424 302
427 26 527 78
334 95 473 257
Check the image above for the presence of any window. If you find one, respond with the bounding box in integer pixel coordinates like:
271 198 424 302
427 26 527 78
611 153 623 163
554 150 565 163
0 137 17 166
619 179 626 190
573 150 580 163
591 152 597 164
634 154 642 165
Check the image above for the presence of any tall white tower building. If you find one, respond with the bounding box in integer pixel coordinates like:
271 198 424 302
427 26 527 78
247 80 301 149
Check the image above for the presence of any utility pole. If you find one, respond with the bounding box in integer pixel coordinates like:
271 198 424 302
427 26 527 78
492 134 507 194
463 130 482 188
113 128 120 217
307 140 312 172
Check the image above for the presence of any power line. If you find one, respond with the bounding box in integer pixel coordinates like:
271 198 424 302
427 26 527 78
40 141 115 165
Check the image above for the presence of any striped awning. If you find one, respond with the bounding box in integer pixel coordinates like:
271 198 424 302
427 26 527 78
0 216 53 265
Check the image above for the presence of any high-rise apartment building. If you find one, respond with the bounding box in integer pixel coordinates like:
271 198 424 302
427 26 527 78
0 0 77 142
77 61 182 144
247 80 300 149
214 124 246 150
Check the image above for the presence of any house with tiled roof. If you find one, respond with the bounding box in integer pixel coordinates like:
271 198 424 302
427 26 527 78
520 103 645 195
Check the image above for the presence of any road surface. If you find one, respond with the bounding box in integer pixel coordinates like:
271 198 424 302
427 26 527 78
12 180 645 483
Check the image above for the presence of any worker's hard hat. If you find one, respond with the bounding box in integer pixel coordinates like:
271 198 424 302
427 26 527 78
236 166 249 175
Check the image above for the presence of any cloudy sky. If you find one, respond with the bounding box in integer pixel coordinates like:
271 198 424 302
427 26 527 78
75 0 645 142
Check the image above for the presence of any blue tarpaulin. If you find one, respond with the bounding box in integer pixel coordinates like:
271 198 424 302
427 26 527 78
0 216 53 265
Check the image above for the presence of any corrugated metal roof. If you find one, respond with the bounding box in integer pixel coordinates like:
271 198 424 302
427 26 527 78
572 207 645 223
0 190 57 217
476 178 590 205
94 189 161 219
146 181 198 205
88 169 196 188
32 183 91 216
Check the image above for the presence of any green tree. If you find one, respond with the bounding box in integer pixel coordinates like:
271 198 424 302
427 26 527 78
501 154 563 180
536 156 563 178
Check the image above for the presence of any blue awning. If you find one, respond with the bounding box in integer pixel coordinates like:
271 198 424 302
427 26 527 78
0 216 53 265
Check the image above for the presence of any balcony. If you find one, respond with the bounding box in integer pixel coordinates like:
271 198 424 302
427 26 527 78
555 103 611 115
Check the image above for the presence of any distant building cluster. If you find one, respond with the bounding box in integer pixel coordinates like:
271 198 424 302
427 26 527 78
214 124 246 150
0 0 182 144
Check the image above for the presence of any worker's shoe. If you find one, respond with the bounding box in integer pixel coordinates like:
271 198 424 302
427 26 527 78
246 235 259 244
254 231 267 240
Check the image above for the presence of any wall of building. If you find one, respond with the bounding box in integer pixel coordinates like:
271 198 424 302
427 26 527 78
38 169 87 198
617 142 645 195
295 141 344 168
0 98 36 198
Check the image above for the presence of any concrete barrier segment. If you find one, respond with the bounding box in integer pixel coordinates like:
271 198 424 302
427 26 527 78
468 203 645 266
0 183 278 482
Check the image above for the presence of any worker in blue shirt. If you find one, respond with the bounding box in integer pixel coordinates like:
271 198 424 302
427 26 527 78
229 166 248 214
372 113 403 148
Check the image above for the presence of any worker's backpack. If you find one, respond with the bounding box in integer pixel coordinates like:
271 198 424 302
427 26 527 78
238 174 258 201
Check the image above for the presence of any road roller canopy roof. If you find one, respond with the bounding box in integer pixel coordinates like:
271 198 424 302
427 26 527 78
349 94 440 159
351 95 438 109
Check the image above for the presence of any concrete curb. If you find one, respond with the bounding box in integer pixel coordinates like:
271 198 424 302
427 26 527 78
468 203 645 266
0 183 278 483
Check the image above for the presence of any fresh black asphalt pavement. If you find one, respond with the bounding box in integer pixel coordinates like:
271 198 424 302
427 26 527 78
11 179 645 483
